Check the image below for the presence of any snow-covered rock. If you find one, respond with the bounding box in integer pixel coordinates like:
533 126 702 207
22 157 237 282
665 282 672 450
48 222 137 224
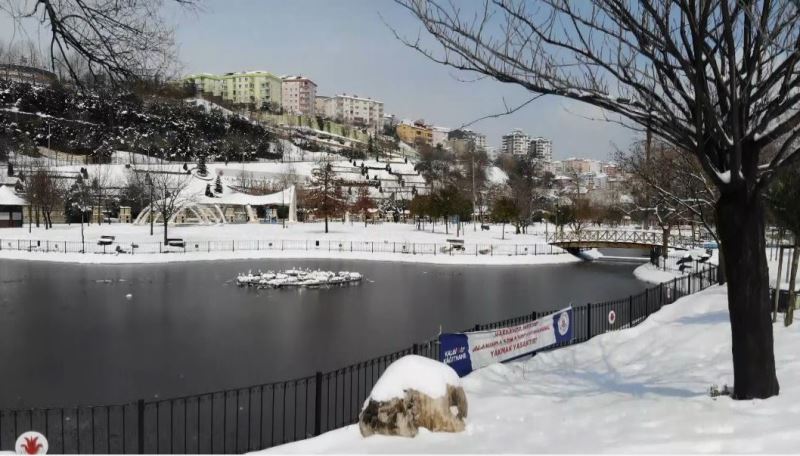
359 355 467 438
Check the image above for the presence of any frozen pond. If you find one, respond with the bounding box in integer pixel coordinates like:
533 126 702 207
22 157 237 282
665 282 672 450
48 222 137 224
0 258 648 408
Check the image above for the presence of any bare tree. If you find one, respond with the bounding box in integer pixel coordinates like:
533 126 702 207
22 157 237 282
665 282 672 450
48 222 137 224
617 140 719 258
0 0 197 84
129 166 191 243
395 0 800 400
26 167 66 229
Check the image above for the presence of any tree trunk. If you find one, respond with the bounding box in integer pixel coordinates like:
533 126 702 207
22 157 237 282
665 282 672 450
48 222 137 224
502 222 505 240
784 244 799 327
716 188 779 399
662 226 670 261
163 217 169 244
325 215 329 233
773 245 784 323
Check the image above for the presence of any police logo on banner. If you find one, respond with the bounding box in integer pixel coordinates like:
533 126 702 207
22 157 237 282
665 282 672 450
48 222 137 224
440 307 573 377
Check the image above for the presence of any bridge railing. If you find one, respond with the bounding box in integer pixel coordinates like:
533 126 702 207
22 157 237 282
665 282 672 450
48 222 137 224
546 229 707 249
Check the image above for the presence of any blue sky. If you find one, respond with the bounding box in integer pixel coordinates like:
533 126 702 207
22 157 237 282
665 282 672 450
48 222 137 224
2 0 637 160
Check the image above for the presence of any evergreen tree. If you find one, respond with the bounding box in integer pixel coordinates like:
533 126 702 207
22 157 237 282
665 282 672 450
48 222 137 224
214 175 223 193
306 157 347 233
6 163 13 176
205 183 213 198
197 155 208 177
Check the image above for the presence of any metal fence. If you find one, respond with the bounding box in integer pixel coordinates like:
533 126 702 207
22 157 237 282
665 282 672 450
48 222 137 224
0 238 566 257
0 268 718 454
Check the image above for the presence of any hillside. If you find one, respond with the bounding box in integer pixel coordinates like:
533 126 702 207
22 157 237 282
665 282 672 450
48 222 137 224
0 80 278 163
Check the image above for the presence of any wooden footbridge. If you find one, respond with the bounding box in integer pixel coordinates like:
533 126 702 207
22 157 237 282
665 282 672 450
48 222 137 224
546 229 700 258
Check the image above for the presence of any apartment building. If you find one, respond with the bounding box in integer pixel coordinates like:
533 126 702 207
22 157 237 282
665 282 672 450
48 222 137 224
529 137 553 162
184 71 282 109
397 120 433 145
501 129 530 155
281 76 317 115
447 129 487 152
333 94 384 130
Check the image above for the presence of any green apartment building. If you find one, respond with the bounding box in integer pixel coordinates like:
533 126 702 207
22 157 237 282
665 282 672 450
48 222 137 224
184 71 282 109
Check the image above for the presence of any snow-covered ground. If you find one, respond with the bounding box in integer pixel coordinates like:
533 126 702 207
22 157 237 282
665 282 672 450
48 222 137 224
0 222 577 265
262 285 800 453
634 248 718 284
635 247 798 293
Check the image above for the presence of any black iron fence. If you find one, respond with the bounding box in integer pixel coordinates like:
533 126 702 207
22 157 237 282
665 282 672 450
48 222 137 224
0 267 718 454
0 238 566 257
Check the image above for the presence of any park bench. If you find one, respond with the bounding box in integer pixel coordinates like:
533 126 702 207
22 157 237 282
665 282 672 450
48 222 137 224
97 235 115 246
446 239 465 251
166 238 186 248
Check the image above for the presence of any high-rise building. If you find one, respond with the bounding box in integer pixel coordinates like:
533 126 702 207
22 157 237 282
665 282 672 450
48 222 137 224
281 76 317 116
529 137 552 162
183 71 282 109
501 129 530 155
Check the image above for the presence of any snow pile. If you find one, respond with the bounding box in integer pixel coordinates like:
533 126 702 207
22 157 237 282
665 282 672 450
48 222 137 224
262 286 800 453
368 355 461 403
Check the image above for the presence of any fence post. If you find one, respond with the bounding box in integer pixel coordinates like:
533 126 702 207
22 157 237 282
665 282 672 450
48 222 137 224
314 372 323 436
629 295 633 327
645 288 649 316
137 399 145 454
586 303 592 340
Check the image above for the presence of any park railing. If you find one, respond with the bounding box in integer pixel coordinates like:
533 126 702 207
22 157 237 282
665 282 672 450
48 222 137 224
0 238 567 258
0 267 719 454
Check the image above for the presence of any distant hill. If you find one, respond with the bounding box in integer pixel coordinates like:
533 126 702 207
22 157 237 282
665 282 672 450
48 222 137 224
0 80 280 163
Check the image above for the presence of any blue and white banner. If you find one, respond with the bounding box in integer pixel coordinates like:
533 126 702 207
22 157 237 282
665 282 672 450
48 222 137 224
440 307 573 377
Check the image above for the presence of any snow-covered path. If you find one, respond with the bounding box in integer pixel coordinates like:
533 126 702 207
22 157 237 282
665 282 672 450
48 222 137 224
0 222 579 265
263 286 800 453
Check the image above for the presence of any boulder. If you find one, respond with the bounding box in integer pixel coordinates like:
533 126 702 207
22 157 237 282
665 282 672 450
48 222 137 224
358 355 468 438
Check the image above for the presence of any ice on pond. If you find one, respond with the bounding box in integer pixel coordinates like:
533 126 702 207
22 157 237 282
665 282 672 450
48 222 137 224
235 268 363 289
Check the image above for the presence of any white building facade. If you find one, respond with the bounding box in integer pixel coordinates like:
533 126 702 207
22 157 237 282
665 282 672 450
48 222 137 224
529 137 553 162
501 129 531 155
333 94 384 130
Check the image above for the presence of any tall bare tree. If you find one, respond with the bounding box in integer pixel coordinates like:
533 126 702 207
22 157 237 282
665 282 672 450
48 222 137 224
1 0 196 84
395 0 800 399
129 166 191 243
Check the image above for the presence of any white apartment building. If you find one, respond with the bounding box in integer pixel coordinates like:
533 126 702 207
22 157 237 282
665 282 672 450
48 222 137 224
529 137 553 162
333 94 384 130
281 76 317 116
314 96 336 118
501 129 530 155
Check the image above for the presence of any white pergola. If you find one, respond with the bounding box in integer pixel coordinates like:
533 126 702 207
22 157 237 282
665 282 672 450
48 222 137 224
134 185 297 225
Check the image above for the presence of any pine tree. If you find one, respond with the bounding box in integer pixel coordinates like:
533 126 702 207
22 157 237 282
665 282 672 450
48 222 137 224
7 163 13 176
214 175 223 193
306 158 347 233
197 155 208 177
205 183 213 197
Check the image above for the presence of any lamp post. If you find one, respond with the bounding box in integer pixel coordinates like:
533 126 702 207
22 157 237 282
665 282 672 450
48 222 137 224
145 173 154 236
